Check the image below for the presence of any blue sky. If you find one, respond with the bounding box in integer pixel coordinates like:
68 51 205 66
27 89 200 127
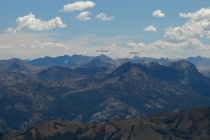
0 0 210 60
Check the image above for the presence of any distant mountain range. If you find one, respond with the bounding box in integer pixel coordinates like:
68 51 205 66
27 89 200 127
1 107 210 140
25 54 210 67
27 55 93 67
186 56 210 67
26 54 114 68
25 54 210 79
0 55 210 133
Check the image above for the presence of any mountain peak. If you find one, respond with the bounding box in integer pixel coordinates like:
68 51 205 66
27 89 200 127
140 61 160 68
0 58 38 71
196 55 203 58
94 54 114 61
167 60 196 70
132 55 141 60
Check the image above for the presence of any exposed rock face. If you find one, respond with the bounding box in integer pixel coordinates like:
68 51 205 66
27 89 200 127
87 97 143 124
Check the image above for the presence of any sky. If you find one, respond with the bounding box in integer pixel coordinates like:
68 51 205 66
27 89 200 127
0 0 210 60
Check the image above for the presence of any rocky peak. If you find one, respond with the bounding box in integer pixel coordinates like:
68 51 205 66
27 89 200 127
94 54 114 62
0 58 38 72
167 60 198 72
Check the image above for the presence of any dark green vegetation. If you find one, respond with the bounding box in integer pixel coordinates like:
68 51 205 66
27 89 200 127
0 54 210 133
1 107 210 140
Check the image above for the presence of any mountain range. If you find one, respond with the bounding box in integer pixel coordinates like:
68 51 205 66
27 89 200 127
26 54 114 67
24 54 210 78
25 54 210 68
0 54 210 133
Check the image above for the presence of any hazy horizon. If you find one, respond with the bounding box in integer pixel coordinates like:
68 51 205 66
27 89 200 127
1 0 210 59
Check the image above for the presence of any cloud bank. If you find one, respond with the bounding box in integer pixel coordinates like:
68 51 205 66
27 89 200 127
164 8 210 41
0 45 14 49
127 37 210 58
31 41 70 50
5 13 66 33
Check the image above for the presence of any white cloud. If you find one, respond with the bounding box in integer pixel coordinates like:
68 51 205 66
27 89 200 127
30 41 70 50
60 1 95 12
164 8 210 41
5 13 66 33
179 8 210 19
96 13 115 21
127 42 146 48
76 11 91 21
143 25 157 32
127 42 138 48
152 10 165 18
